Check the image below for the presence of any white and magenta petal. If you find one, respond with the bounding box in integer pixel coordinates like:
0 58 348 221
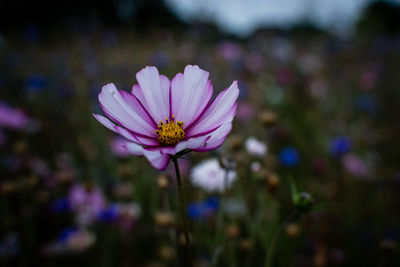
186 81 239 137
160 135 209 155
93 114 159 147
124 142 170 170
133 66 170 123
194 121 233 152
99 83 157 138
170 65 212 128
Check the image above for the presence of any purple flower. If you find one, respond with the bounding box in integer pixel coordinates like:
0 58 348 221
68 184 106 225
342 154 369 179
217 42 242 61
0 102 29 130
94 65 239 170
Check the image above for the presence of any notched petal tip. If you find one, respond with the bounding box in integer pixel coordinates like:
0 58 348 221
136 66 160 79
184 64 210 77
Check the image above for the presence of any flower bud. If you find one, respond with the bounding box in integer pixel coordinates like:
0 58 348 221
227 135 243 151
285 223 301 237
157 174 169 189
154 212 175 228
226 224 240 239
294 191 314 212
158 245 175 261
259 111 278 127
239 239 253 250
178 232 192 245
266 172 280 192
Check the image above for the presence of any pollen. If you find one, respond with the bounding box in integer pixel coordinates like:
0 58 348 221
155 115 185 146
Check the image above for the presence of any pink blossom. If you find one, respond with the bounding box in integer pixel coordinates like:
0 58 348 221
94 65 239 170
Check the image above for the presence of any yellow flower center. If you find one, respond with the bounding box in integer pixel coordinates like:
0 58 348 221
155 115 185 146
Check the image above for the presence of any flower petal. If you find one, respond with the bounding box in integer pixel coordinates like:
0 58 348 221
93 114 159 146
186 81 239 137
170 65 212 128
124 143 170 170
99 83 157 138
194 120 233 152
160 135 209 155
133 66 170 123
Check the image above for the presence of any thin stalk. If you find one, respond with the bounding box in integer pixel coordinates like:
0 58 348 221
265 210 298 267
210 168 229 266
173 157 193 267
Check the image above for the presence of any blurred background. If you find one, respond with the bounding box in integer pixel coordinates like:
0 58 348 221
0 0 400 266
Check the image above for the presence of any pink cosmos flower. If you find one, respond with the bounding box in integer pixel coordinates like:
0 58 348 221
94 65 239 170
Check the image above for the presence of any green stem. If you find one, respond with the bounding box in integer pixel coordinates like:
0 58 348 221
210 169 229 266
173 157 193 267
265 210 298 267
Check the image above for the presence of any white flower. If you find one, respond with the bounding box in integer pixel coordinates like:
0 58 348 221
190 158 236 192
250 161 262 173
245 137 267 156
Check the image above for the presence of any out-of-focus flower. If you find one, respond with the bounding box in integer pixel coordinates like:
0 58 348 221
309 79 328 100
250 161 262 173
271 37 293 63
245 137 267 156
266 172 280 192
45 228 96 254
187 197 218 220
226 224 240 238
237 102 255 121
285 223 301 237
159 245 175 261
26 75 46 93
330 136 352 157
0 102 30 130
115 202 141 230
112 183 133 198
342 154 369 179
154 212 175 228
359 65 379 91
190 158 236 192
259 111 278 127
68 184 106 226
275 68 294 85
279 147 300 167
244 52 264 73
217 41 242 61
94 65 239 170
